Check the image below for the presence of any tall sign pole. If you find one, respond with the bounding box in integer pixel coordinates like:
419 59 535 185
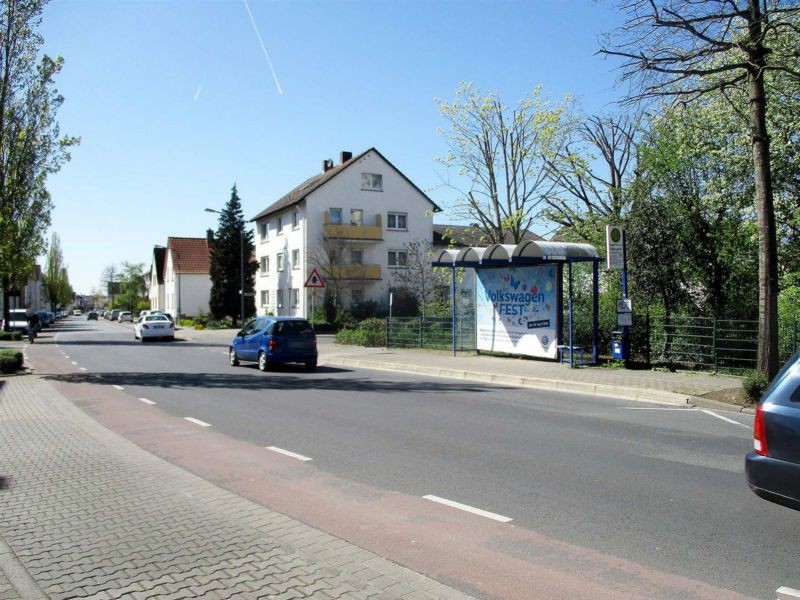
606 225 631 361
304 268 325 328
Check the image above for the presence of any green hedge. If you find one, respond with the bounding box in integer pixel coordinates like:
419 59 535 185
0 350 23 374
0 332 22 342
335 318 386 347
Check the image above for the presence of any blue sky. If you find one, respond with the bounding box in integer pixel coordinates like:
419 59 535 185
40 0 625 293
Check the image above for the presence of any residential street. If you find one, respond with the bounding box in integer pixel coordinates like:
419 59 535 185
1 317 797 599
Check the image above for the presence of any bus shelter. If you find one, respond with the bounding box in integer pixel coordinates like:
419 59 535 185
432 240 601 366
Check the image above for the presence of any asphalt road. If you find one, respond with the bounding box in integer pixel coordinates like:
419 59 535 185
47 317 798 599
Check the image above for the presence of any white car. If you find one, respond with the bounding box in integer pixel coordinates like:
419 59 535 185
134 314 175 342
118 311 133 322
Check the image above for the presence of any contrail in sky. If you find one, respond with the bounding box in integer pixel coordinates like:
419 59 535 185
193 81 204 102
242 0 284 95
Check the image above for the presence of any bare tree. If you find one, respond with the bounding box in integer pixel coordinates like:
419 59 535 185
308 232 353 321
390 238 449 317
436 83 573 244
599 0 800 380
544 113 640 238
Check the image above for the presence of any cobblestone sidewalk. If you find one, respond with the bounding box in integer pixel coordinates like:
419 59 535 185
0 375 477 600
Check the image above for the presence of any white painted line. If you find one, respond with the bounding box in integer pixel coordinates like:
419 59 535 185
112 385 124 391
777 586 800 600
138 398 156 405
700 409 750 428
64 355 70 359
423 495 513 523
71 361 77 365
266 446 313 462
79 367 87 372
619 407 689 411
184 417 211 427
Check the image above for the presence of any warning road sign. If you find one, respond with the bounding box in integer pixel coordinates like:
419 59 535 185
304 268 325 288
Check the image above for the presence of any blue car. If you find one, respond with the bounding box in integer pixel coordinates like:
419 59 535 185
229 317 318 371
745 350 800 511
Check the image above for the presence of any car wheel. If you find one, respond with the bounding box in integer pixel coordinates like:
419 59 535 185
305 359 317 371
229 349 239 367
258 351 268 372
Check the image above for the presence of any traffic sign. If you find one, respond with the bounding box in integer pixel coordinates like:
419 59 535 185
304 268 325 288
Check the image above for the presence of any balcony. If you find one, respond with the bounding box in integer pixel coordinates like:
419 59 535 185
327 264 382 280
324 212 382 241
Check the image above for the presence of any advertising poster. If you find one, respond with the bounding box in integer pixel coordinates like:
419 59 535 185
476 265 558 359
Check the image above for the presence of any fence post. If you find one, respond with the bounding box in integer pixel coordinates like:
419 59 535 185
645 313 651 368
419 316 423 348
386 317 390 350
712 319 718 373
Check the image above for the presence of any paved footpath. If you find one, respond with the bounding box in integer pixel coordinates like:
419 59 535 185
0 373 478 600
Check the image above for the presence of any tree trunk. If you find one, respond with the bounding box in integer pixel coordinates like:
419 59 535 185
748 0 779 380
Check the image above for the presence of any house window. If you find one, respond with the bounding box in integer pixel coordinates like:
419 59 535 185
361 173 383 191
260 256 269 275
350 209 363 226
276 289 284 308
351 289 364 305
277 216 283 234
292 249 300 269
387 212 407 230
350 249 363 265
329 208 342 225
292 211 300 229
260 222 268 241
260 290 269 307
291 288 299 307
388 250 407 267
277 253 284 271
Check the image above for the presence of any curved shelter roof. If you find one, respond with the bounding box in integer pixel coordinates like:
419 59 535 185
432 240 599 267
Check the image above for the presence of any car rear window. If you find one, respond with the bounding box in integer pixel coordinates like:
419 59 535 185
145 315 168 322
275 320 313 335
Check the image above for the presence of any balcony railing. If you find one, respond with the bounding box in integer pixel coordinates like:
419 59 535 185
327 264 381 280
324 212 382 241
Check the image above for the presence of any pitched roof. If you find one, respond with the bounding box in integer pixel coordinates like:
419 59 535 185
250 147 441 221
152 246 167 284
167 237 211 274
433 224 544 247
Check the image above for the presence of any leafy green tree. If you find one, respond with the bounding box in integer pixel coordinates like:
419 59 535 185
118 262 147 314
42 232 71 310
0 0 78 329
436 82 573 244
600 0 800 379
208 185 257 327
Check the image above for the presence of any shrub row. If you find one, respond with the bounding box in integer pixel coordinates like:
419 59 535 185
335 318 386 347
0 332 22 342
0 350 23 374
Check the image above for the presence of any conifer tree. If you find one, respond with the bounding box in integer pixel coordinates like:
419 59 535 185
208 185 256 327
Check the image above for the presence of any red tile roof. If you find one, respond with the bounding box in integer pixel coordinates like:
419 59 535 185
167 237 211 274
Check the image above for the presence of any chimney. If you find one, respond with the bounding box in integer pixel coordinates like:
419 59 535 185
340 151 352 164
206 229 214 245
322 158 334 172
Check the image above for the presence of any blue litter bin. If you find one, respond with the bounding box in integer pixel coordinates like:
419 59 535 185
611 331 624 360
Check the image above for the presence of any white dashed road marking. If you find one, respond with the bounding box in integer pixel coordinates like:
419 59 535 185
112 385 124 391
79 367 87 372
139 398 156 405
266 446 313 462
423 495 513 523
184 417 211 427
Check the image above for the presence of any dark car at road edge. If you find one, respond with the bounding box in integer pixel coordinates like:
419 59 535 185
229 316 317 372
745 350 800 511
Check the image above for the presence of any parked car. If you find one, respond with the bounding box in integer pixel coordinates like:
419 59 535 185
134 314 175 342
109 309 121 321
745 350 800 511
73 309 82 316
118 311 133 322
7 309 30 334
87 311 99 321
36 311 51 328
229 317 317 371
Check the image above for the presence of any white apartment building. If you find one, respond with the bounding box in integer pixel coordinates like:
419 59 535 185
251 148 440 318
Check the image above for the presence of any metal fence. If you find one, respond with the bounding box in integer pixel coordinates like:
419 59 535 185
648 316 799 372
386 316 476 351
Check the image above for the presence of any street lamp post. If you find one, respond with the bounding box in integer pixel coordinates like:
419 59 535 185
205 208 245 327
